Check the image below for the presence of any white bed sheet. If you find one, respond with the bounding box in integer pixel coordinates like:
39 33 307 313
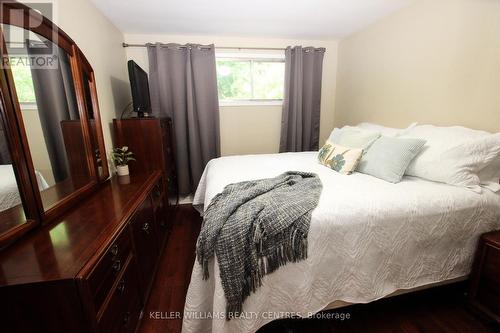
183 152 500 333
0 164 49 211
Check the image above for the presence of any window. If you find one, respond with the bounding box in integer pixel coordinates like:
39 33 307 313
216 52 285 104
10 62 37 109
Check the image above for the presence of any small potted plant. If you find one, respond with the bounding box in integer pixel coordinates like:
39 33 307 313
112 146 136 176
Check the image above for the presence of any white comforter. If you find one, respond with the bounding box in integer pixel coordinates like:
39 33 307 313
0 164 49 212
182 152 500 333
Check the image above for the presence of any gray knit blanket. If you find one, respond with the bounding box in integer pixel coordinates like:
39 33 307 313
196 171 322 319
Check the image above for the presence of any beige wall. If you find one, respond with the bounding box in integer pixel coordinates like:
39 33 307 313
48 0 131 153
335 0 500 133
219 105 282 155
21 0 500 164
124 34 338 155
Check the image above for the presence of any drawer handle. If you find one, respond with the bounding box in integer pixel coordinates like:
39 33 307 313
123 311 131 326
142 222 151 234
109 244 119 257
112 259 122 273
117 279 126 294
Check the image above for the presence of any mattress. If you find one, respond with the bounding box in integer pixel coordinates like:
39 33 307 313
183 152 500 333
0 164 49 212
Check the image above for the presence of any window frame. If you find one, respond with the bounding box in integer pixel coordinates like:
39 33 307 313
19 101 37 111
216 55 285 106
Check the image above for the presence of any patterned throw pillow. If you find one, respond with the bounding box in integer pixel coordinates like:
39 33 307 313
318 141 363 175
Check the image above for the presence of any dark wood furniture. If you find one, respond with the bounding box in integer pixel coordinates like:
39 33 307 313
61 120 99 181
0 2 172 332
61 119 90 179
469 230 500 323
0 171 170 332
113 117 179 208
0 1 109 248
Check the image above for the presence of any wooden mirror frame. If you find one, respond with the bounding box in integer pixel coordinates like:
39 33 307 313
77 49 109 182
0 1 109 248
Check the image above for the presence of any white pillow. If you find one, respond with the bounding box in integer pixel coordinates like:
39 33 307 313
478 156 500 192
404 125 500 192
405 124 491 142
357 122 417 137
327 126 380 149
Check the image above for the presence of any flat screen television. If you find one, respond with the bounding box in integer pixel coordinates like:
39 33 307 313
127 60 151 117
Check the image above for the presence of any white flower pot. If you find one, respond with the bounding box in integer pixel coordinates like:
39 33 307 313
118 174 131 185
116 165 129 176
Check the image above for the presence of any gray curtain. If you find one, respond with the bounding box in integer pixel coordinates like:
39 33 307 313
280 46 325 152
29 45 79 182
147 43 220 195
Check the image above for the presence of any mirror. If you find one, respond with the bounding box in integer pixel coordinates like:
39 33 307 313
3 24 93 212
0 3 109 247
82 70 106 179
0 118 28 235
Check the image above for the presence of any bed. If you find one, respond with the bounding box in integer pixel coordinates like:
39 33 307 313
0 164 49 212
182 151 500 333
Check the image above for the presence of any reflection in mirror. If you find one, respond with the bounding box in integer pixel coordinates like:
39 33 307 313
0 119 28 235
82 72 103 178
3 24 93 211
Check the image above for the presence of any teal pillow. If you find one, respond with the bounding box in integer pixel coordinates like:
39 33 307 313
357 136 426 183
328 127 381 149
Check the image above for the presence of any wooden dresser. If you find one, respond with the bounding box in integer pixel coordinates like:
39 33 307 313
113 117 179 208
0 172 168 333
469 230 500 323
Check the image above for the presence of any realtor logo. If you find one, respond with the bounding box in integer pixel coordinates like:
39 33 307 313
0 1 58 69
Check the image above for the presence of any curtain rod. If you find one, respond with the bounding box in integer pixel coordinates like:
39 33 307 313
122 42 285 51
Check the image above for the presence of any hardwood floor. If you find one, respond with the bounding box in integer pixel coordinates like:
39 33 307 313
139 205 498 333
139 205 202 333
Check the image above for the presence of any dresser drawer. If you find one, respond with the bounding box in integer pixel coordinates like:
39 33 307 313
98 254 142 333
151 180 163 204
151 180 169 247
155 196 169 248
130 196 159 300
88 226 133 312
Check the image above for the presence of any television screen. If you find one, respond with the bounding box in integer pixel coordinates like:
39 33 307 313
127 60 151 116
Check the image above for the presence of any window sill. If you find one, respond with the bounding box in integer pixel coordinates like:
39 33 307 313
219 100 283 107
19 103 38 111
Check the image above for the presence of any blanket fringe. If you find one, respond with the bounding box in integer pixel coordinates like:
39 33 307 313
201 259 210 280
227 234 308 319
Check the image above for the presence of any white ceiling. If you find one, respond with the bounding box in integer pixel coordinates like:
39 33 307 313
90 0 413 39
